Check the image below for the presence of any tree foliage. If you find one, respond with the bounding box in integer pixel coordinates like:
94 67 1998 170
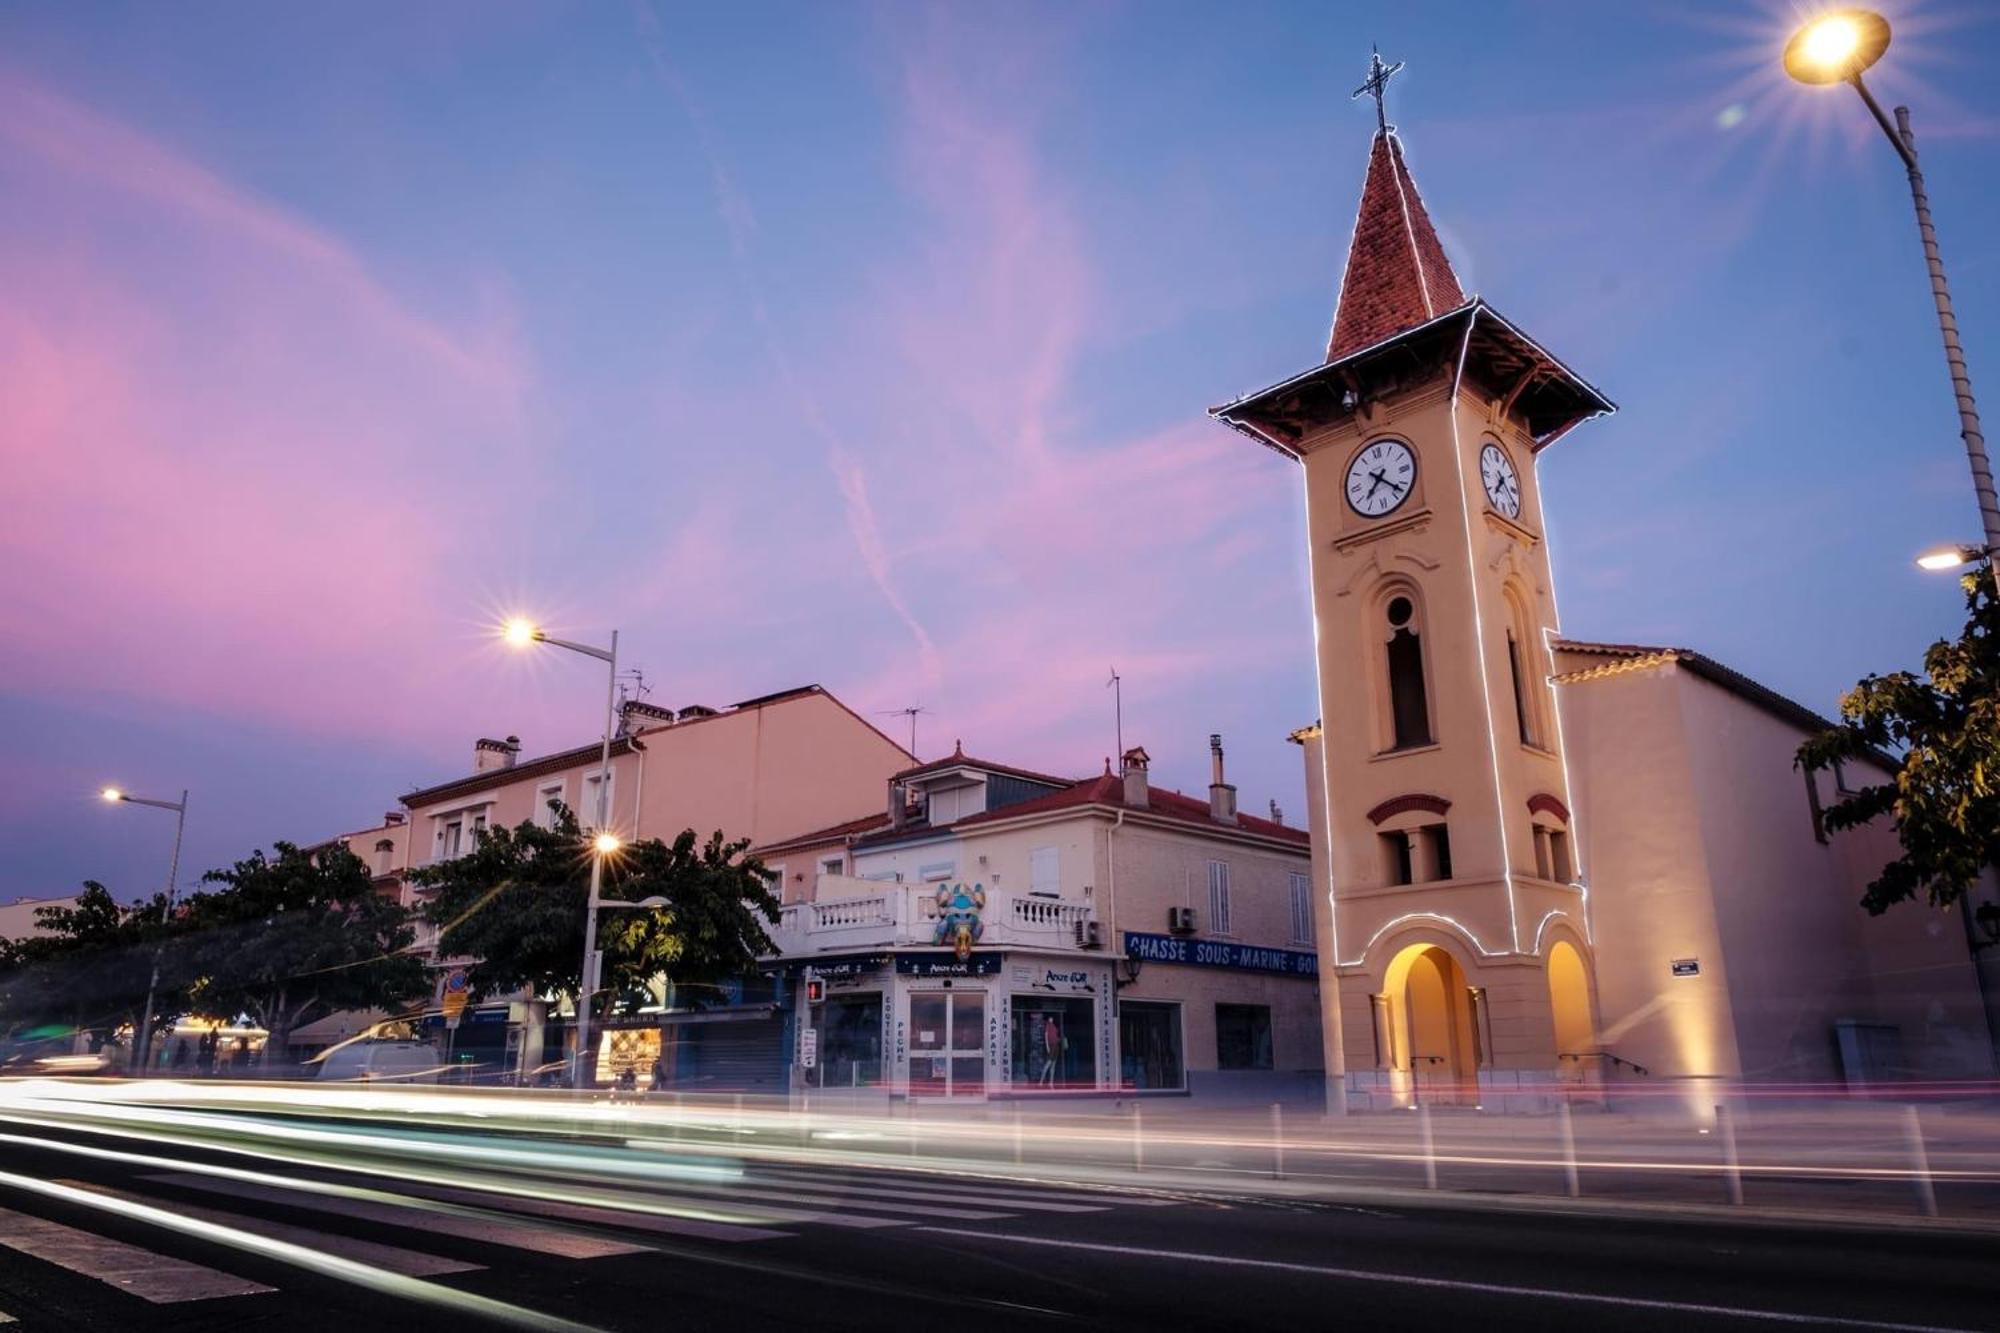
0 882 187 1048
180 842 428 1063
1799 564 2000 944
410 809 780 1017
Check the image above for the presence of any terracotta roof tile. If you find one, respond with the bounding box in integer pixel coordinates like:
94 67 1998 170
1327 132 1465 361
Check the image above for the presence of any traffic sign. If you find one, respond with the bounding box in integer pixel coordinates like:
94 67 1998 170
800 1027 817 1069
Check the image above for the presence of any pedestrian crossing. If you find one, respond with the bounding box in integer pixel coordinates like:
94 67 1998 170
0 1152 1182 1321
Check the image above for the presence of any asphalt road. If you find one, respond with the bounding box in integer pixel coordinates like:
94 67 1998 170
0 1099 1994 1331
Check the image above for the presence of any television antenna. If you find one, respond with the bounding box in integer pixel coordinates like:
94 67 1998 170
1106 667 1123 762
878 705 929 755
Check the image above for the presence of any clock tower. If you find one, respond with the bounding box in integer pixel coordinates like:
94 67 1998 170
1213 54 1614 1110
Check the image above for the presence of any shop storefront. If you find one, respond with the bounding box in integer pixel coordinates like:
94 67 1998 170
789 950 1116 1098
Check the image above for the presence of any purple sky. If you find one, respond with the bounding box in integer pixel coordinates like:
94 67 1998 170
4 2 1998 902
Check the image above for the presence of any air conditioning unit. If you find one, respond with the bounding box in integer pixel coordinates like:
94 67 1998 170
1168 906 1197 935
1074 920 1101 949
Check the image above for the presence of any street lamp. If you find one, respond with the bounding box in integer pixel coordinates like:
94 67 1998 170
1915 542 1991 573
502 617 620 1091
101 786 188 1073
1784 9 2000 597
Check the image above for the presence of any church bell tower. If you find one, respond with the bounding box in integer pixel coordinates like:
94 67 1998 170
1213 52 1614 1109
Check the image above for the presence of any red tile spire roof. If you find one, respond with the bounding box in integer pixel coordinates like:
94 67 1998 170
1325 129 1465 362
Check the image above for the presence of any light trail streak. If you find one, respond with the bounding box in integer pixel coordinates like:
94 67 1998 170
0 1165 604 1332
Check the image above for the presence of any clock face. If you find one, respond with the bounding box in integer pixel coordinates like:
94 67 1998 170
1345 439 1416 518
1480 442 1522 519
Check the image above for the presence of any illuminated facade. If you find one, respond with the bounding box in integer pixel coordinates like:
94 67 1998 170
1216 59 1997 1112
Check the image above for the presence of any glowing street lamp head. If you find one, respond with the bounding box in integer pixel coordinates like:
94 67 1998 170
101 787 124 803
1783 9 1891 85
1916 543 1984 572
592 832 622 856
502 617 541 649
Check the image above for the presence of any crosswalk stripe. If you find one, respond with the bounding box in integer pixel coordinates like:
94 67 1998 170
146 1174 651 1259
600 1176 1016 1222
0 1204 274 1303
385 1182 791 1243
64 1181 484 1277
740 1172 1108 1213
397 1178 909 1232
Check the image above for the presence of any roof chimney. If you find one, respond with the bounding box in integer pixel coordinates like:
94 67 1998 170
619 699 675 737
1208 734 1237 825
473 735 521 773
1269 799 1283 826
889 780 908 830
1120 746 1151 808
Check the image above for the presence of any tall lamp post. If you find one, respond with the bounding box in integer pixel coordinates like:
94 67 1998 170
503 618 620 1091
1783 10 2000 592
100 786 188 1073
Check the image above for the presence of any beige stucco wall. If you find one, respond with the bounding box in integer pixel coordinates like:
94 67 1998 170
1560 652 1995 1093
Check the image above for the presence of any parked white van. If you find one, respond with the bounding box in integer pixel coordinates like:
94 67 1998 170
314 1039 443 1084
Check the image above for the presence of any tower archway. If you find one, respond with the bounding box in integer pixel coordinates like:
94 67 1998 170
1546 937 1596 1079
1380 941 1479 1105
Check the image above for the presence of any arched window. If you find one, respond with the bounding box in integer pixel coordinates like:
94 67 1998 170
1502 583 1544 748
1384 593 1432 750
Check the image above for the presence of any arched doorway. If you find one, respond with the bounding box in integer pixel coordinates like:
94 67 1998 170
1380 942 1480 1105
1546 938 1595 1080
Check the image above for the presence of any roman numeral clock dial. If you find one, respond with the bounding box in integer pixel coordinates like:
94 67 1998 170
1344 438 1415 518
1479 442 1522 519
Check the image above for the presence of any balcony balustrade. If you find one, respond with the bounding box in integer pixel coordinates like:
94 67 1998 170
766 874 1096 958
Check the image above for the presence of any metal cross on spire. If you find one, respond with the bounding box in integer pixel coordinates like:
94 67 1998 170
1352 45 1404 134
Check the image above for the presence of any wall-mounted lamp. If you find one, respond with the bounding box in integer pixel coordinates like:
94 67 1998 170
1116 957 1142 987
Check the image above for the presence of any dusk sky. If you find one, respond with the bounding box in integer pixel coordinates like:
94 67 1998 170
4 2 1998 902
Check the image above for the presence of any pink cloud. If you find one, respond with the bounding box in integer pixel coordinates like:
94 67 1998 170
0 73 539 749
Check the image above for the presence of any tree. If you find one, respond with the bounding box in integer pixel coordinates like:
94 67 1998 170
411 810 780 1017
1799 563 2000 945
0 883 189 1054
180 842 428 1066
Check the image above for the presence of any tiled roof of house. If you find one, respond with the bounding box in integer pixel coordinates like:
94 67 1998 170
891 742 1076 790
1327 130 1465 361
952 771 1310 848
1553 640 1839 736
751 810 895 857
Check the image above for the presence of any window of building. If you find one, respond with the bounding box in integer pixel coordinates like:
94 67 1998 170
470 812 488 845
1533 823 1572 883
1030 846 1060 897
1206 861 1232 935
436 819 463 861
1381 832 1414 886
814 992 882 1089
1384 594 1433 749
1508 630 1533 745
1424 825 1453 881
535 781 565 830
763 865 786 898
1118 1002 1184 1090
1011 995 1096 1089
820 855 844 878
1216 1004 1273 1070
1288 872 1313 944
580 770 614 828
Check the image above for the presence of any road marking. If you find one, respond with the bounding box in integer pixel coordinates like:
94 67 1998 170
745 1170 1110 1213
0 1170 601 1332
64 1181 485 1277
923 1229 1983 1333
147 1174 651 1260
588 1175 1015 1222
388 1181 791 1243
0 1205 271 1303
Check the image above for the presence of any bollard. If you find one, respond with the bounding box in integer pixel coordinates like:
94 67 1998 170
801 1093 812 1149
909 1098 919 1159
1271 1103 1286 1180
1558 1098 1580 1199
1012 1102 1024 1167
1716 1103 1744 1206
1133 1105 1145 1174
731 1092 743 1139
1418 1103 1437 1190
671 1091 683 1143
1904 1104 1939 1218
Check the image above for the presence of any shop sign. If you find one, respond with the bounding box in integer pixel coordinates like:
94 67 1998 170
1122 932 1318 977
896 952 1002 977
1030 967 1097 994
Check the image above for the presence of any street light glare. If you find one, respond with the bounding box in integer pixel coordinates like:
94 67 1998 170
1916 544 1981 572
1782 9 1891 84
502 617 540 648
593 832 622 856
100 787 123 803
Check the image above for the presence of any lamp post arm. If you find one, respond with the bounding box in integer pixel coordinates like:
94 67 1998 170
119 795 186 813
1850 78 2000 593
536 634 616 664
